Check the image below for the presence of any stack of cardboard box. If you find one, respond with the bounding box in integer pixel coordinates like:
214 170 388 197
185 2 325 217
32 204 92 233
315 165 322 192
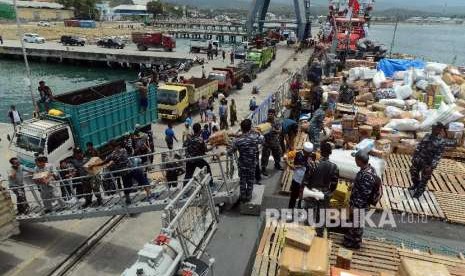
279 226 331 276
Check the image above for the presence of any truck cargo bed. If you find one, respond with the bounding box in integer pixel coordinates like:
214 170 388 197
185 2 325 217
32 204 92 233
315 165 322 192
53 80 127 105
48 81 157 149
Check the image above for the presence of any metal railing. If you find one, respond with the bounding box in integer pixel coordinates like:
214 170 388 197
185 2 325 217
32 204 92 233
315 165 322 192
3 148 238 220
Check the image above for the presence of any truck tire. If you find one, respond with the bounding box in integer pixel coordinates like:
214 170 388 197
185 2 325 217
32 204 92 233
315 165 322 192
236 81 243 90
137 44 147 51
244 75 251 83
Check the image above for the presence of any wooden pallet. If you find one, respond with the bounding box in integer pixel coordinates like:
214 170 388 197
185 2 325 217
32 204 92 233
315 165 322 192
253 224 465 276
397 249 465 276
382 168 465 195
443 147 465 161
434 192 465 225
376 186 445 219
330 233 401 275
251 222 287 276
386 154 465 175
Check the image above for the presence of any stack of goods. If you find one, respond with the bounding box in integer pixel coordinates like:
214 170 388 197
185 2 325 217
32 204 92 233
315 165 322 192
279 226 331 276
0 187 20 240
342 114 359 144
345 59 377 69
208 131 230 146
256 122 272 135
323 57 465 157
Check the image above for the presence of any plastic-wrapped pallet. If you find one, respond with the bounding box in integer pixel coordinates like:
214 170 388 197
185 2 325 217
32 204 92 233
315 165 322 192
329 149 386 180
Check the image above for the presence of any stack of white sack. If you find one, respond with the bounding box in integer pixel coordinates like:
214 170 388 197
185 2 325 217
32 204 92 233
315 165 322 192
420 102 464 130
329 149 386 181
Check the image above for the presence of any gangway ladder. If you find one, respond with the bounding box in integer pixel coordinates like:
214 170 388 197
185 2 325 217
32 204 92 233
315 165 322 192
122 167 219 276
8 149 240 223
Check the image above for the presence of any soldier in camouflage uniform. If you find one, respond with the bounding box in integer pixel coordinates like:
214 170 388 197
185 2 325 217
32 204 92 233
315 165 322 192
409 123 447 198
307 103 328 151
343 152 378 249
228 119 264 202
261 109 283 175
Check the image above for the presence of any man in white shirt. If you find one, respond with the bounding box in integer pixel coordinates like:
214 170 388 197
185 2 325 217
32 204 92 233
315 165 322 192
8 105 22 132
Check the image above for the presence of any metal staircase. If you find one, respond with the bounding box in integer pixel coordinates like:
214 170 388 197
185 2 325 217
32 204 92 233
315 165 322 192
6 149 239 223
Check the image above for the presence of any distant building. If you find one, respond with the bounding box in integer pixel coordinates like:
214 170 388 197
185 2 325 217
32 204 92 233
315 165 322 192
96 1 112 21
112 4 150 17
0 0 73 21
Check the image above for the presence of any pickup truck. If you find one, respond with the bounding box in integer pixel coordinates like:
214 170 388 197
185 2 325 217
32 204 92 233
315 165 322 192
246 46 274 70
208 67 246 95
10 81 158 168
158 78 218 120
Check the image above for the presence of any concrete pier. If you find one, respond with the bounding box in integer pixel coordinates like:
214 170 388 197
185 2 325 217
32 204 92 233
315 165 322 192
0 40 192 68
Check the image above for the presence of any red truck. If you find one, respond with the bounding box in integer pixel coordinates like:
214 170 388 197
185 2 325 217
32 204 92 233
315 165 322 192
208 67 246 95
132 32 176 51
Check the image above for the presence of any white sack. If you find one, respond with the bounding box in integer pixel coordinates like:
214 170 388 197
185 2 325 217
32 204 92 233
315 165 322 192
395 85 413 100
373 71 386 89
329 149 386 180
413 69 426 81
425 62 448 74
384 106 403 118
416 79 429 91
379 99 406 108
393 71 406 80
432 76 456 104
385 119 420 131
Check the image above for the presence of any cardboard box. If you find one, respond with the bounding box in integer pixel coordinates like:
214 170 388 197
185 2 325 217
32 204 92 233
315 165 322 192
84 157 105 175
284 226 315 251
333 182 350 202
398 258 451 276
343 128 359 143
342 115 357 129
335 248 353 269
279 237 330 276
330 267 371 276
359 125 373 138
375 139 392 153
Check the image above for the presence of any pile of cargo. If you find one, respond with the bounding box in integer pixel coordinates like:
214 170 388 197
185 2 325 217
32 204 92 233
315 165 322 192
315 58 465 158
0 185 19 240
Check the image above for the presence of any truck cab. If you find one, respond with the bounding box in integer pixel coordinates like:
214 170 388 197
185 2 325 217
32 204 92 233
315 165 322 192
246 50 263 69
158 84 190 120
11 119 75 168
208 71 232 94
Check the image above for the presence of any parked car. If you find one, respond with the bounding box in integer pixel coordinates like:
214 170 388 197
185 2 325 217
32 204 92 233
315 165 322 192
37 21 50 27
60 35 86 46
22 33 45 44
97 37 125 49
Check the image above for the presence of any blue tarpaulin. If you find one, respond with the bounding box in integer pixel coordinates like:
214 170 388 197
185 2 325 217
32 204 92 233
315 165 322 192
377 59 425 78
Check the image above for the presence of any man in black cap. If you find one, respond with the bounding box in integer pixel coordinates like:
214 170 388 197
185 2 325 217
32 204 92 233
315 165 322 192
409 122 447 198
343 151 379 249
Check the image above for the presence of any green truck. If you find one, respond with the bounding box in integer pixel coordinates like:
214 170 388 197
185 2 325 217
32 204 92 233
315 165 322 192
10 80 157 168
245 46 274 69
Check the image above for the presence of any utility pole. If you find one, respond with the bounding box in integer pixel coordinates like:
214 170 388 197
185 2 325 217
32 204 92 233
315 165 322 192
389 17 399 58
13 0 37 115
